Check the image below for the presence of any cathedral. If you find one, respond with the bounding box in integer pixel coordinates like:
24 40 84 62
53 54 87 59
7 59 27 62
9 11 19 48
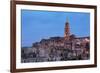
21 18 90 63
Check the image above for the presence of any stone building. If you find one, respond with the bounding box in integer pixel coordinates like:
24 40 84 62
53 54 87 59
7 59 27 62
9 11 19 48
21 18 90 63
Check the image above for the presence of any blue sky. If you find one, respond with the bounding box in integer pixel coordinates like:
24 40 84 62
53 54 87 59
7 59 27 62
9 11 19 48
21 9 90 47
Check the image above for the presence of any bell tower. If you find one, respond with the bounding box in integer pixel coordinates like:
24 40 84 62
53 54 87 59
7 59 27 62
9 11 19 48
64 18 70 40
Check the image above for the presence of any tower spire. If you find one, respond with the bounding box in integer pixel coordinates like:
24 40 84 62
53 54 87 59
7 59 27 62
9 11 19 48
66 17 69 23
64 17 70 40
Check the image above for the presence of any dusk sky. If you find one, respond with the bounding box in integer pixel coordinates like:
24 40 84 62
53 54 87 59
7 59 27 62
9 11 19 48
21 9 90 47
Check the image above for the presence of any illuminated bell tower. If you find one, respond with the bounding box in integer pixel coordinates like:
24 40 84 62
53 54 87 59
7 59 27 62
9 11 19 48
64 18 70 40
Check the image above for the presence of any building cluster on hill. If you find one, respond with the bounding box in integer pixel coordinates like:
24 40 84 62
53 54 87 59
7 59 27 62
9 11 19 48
21 18 90 63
